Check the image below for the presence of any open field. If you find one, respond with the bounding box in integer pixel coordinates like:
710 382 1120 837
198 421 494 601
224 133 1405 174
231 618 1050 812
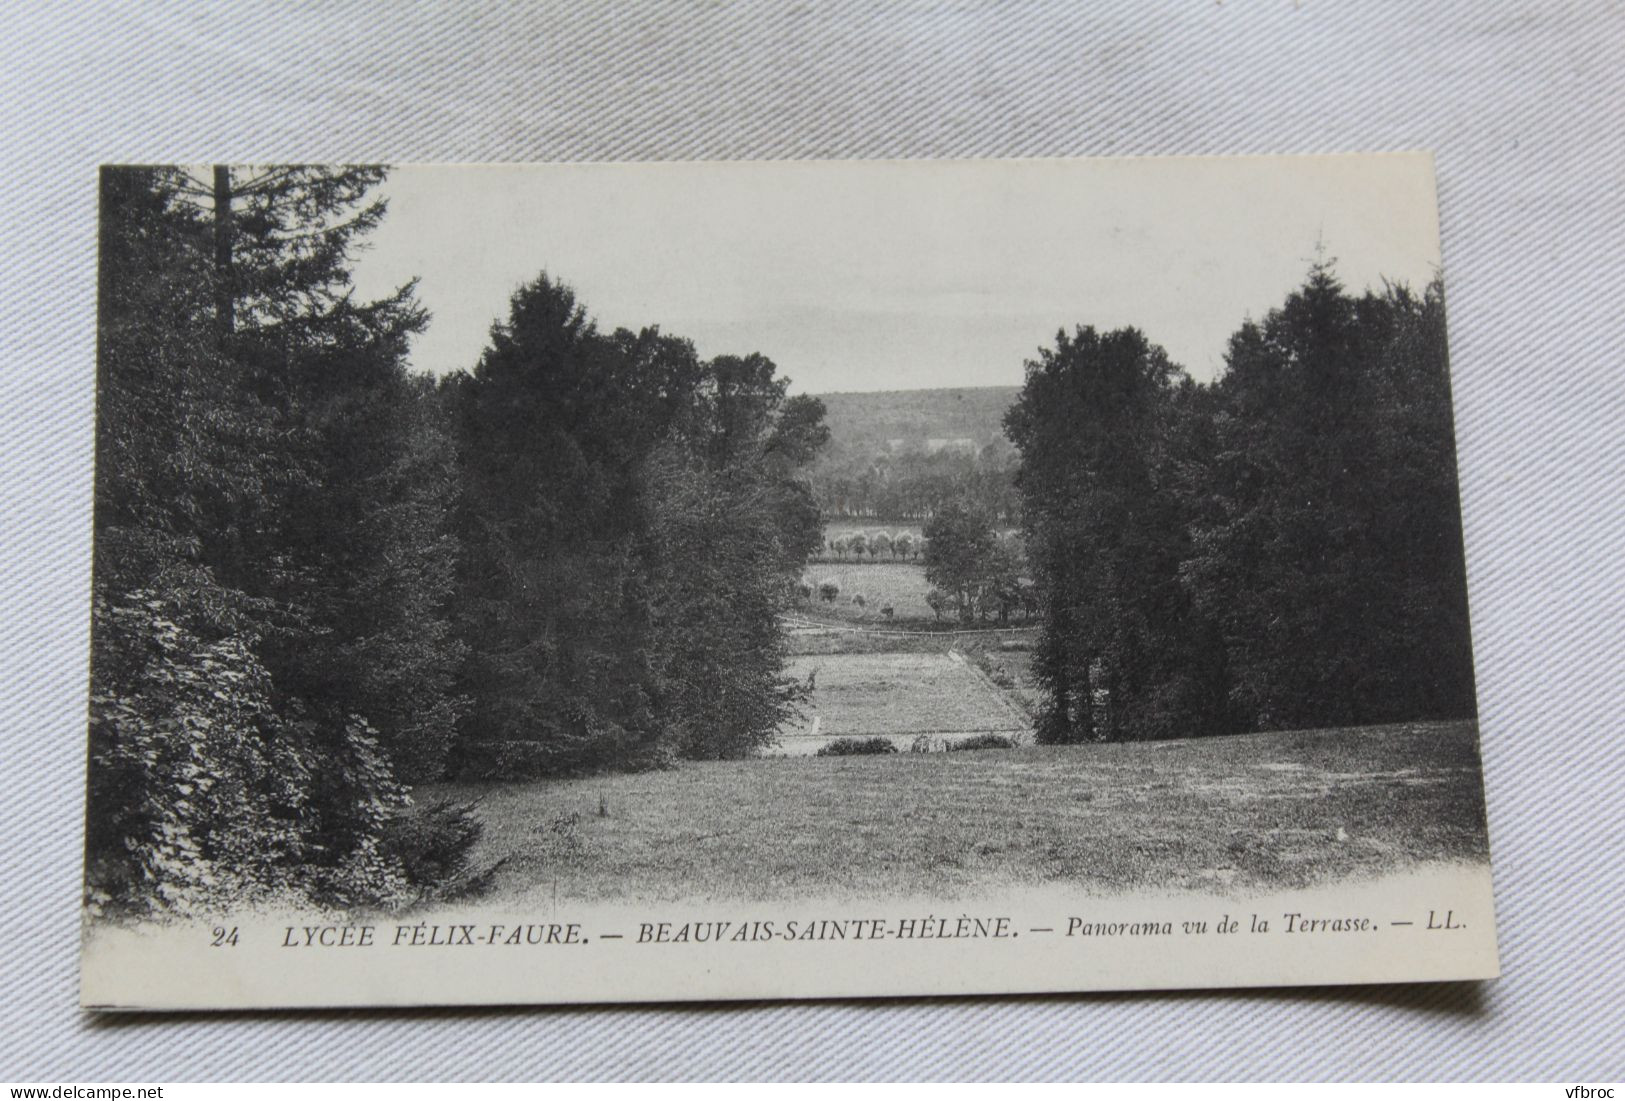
802 561 937 622
785 620 1038 656
778 651 1029 750
425 720 1489 905
798 560 1036 628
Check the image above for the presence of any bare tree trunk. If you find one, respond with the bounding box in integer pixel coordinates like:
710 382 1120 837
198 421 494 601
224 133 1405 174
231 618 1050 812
212 165 234 339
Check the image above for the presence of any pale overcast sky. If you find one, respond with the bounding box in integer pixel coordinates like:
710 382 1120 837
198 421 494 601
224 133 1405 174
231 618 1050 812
349 155 1442 392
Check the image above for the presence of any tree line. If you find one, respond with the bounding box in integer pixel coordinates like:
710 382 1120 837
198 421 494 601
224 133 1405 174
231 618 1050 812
818 530 920 560
808 443 1020 523
1006 263 1477 742
88 166 825 916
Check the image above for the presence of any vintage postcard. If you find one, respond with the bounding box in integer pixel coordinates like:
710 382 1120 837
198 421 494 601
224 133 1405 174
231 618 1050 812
81 155 1497 1010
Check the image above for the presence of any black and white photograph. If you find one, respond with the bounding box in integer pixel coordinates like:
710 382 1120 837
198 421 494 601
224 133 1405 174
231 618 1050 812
80 155 1499 1009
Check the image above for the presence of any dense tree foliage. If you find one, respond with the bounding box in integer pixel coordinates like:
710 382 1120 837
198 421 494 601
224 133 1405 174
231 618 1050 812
89 168 828 916
810 442 1020 523
1008 264 1475 742
89 166 465 915
445 284 824 775
1186 266 1475 729
920 505 1027 623
89 162 1471 917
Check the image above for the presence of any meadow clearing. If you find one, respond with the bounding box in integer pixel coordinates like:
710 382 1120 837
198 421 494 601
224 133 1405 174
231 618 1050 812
799 561 938 622
425 720 1489 905
777 650 1029 750
420 522 1486 909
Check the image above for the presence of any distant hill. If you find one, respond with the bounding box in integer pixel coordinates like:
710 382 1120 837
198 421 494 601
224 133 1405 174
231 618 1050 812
809 386 1021 464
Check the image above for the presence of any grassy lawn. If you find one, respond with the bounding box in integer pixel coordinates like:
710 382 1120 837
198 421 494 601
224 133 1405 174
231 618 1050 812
780 651 1028 743
424 720 1490 906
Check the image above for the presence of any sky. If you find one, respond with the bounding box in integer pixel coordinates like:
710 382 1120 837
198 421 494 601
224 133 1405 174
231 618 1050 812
348 155 1443 392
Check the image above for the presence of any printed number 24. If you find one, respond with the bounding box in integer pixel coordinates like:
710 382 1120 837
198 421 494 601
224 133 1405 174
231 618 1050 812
211 926 239 947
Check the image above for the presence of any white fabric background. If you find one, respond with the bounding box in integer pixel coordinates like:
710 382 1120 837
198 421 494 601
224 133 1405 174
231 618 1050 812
2 0 1621 1082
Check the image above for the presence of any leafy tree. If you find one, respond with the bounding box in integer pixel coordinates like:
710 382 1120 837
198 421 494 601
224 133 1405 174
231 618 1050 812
1185 265 1474 729
644 349 826 759
1006 326 1223 741
984 536 1027 624
922 504 998 621
1008 262 1476 743
640 445 803 760
446 277 827 773
87 590 407 915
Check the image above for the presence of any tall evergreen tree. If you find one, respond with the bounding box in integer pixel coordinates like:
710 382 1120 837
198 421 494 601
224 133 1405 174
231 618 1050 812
1187 267 1474 728
1006 326 1226 742
89 167 316 915
1009 262 1477 745
188 165 467 783
446 276 666 775
446 276 827 774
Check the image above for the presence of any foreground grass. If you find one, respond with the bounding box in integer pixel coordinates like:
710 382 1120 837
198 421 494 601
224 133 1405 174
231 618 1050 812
424 720 1489 905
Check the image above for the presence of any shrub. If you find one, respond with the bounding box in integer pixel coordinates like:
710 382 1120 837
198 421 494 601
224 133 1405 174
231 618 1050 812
948 733 1016 752
853 593 866 608
973 652 1015 689
818 578 840 602
815 736 898 756
796 580 813 602
881 605 894 619
909 733 945 753
378 798 501 902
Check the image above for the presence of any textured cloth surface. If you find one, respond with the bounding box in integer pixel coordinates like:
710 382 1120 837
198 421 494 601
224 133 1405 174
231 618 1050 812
2 0 1622 1082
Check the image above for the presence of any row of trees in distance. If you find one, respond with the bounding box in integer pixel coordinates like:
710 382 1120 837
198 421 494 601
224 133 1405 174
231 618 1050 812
809 441 1020 522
